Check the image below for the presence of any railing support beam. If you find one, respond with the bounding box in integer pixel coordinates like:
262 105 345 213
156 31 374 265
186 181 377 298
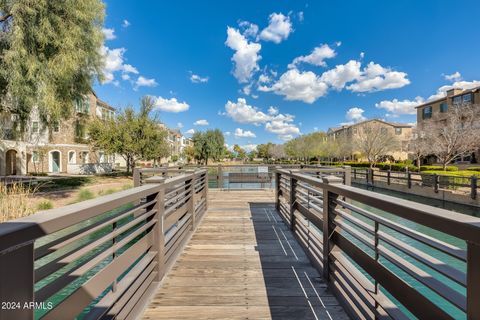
467 241 480 319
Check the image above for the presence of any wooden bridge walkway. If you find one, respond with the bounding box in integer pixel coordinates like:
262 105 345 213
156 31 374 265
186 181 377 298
141 190 348 320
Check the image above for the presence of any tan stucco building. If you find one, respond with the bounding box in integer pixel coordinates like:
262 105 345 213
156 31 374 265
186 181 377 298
327 119 414 161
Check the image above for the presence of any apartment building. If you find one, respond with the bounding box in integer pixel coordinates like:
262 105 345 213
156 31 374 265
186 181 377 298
327 119 414 160
415 86 480 162
0 91 115 176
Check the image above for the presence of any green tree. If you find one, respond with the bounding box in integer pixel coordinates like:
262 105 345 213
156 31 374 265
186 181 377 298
192 129 225 165
88 96 169 173
182 145 195 164
257 143 273 161
0 0 105 124
233 144 246 160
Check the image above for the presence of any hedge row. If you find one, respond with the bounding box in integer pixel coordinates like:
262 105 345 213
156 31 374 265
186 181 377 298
341 161 418 172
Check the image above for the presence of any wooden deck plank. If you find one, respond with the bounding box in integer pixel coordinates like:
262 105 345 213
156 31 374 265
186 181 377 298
141 189 348 320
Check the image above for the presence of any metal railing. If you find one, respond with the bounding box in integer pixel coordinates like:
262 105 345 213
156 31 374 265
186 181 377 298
275 168 480 320
353 168 479 199
0 169 208 320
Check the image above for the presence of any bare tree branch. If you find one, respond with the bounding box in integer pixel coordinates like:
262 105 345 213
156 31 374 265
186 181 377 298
0 13 12 23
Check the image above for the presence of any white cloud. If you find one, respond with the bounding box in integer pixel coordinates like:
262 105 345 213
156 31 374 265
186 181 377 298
135 76 157 89
153 97 189 113
268 106 279 115
241 144 258 152
177 122 184 128
288 44 337 68
259 13 293 44
190 73 209 83
345 107 366 123
223 98 300 140
320 60 362 90
225 27 262 83
122 20 131 28
444 71 462 82
298 11 304 22
346 62 410 92
260 68 328 103
224 98 270 125
100 46 142 85
102 28 116 40
123 64 138 74
375 96 424 116
265 115 300 140
224 131 231 136
239 21 259 38
185 129 195 135
428 80 480 101
258 74 271 83
235 128 256 138
194 119 209 126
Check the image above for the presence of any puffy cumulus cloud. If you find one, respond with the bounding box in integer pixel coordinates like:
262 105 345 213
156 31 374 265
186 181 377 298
288 44 337 68
265 116 300 140
100 46 143 85
345 107 366 123
268 106 279 115
194 119 209 126
320 60 362 90
122 20 130 28
238 21 259 38
225 27 262 83
241 144 258 153
135 76 157 89
444 71 462 82
185 129 195 135
235 128 256 138
259 69 328 103
190 73 209 83
102 28 116 40
153 97 189 113
428 80 480 101
177 122 184 128
375 97 424 116
258 13 293 44
346 62 410 92
223 98 300 140
224 98 270 125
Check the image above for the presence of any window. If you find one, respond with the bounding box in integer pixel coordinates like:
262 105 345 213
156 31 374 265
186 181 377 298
380 127 387 135
422 106 432 119
75 120 86 139
440 102 448 113
395 128 402 135
32 151 39 163
68 151 76 164
98 152 105 163
452 96 462 105
463 93 472 103
32 121 39 133
80 151 89 164
75 97 90 113
53 121 60 133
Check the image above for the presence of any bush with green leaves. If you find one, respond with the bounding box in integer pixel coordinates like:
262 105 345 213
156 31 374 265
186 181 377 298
37 200 53 210
420 165 458 172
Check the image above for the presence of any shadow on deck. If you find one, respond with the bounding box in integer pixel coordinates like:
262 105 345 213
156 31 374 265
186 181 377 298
141 190 348 320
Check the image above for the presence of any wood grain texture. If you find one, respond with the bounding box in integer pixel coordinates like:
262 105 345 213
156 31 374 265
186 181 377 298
142 190 348 320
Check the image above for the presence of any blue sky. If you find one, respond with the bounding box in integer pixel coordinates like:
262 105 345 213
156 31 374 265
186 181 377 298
94 0 480 151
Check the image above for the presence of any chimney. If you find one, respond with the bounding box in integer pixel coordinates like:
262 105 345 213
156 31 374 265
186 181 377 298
446 88 463 97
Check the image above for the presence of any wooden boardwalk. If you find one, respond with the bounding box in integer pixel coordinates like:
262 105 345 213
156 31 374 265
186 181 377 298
142 190 348 320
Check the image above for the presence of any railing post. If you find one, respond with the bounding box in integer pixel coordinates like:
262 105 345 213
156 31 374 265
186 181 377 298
387 170 391 185
217 164 223 189
434 174 439 193
467 242 480 319
133 167 141 187
342 165 351 186
145 177 166 281
353 168 357 180
274 170 280 211
203 170 209 211
407 171 412 189
186 169 197 230
0 243 35 320
321 176 343 282
288 172 297 231
470 176 477 200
